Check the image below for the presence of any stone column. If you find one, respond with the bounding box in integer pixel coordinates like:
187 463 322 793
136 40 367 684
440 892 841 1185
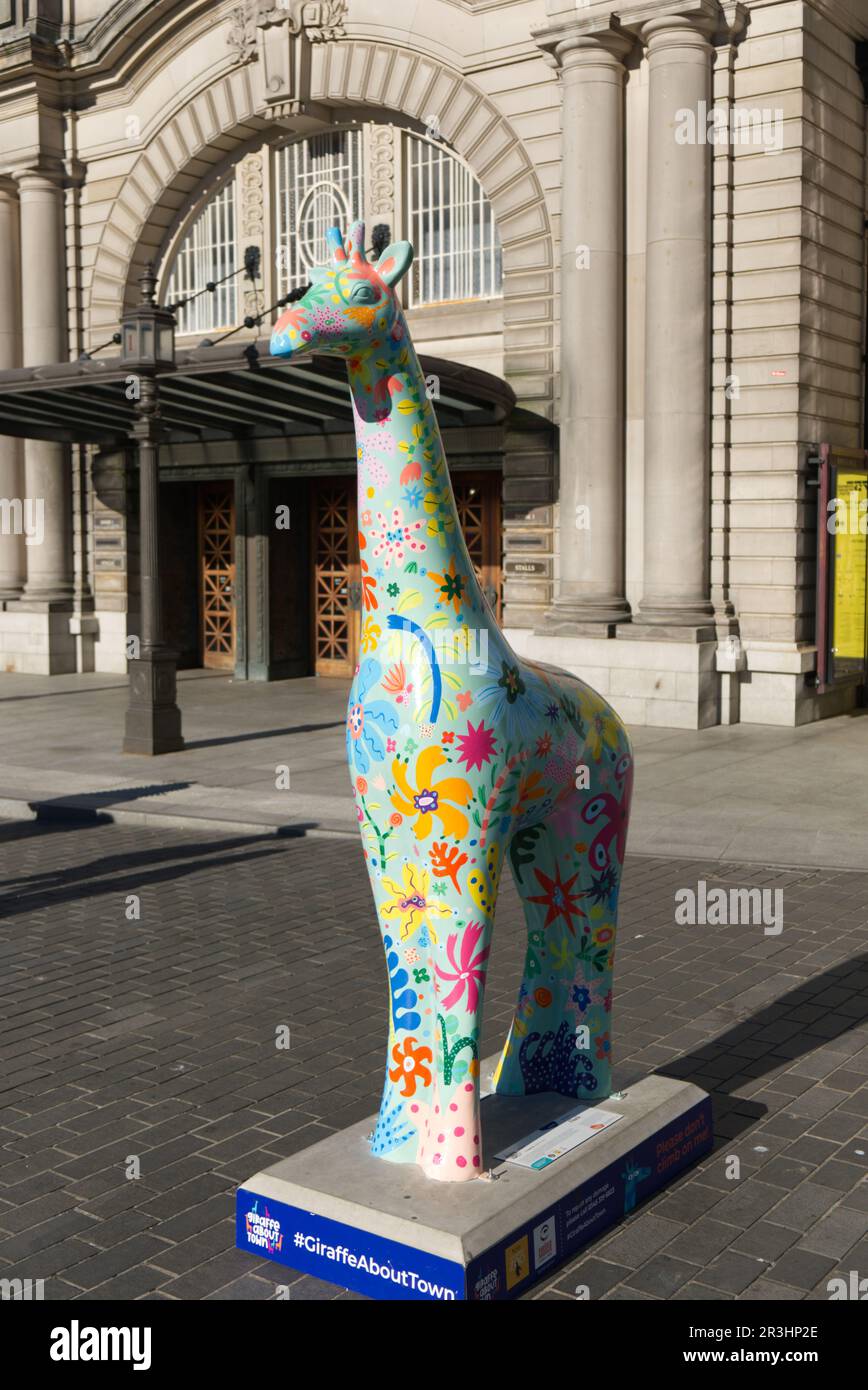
536 18 632 630
632 6 716 626
14 168 73 599
0 180 24 598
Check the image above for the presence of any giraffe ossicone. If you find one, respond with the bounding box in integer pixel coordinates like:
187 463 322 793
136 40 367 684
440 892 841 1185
271 221 633 1182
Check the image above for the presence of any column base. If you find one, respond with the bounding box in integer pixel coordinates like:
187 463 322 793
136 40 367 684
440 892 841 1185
21 583 76 601
634 600 715 627
123 653 185 755
541 598 631 635
537 618 619 639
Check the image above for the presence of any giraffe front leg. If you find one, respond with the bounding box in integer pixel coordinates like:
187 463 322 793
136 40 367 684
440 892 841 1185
366 845 492 1181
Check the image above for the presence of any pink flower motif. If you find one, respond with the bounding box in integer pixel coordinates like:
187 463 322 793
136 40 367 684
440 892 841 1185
435 922 490 1014
370 507 427 568
455 719 497 774
456 691 473 712
386 737 397 753
310 304 345 334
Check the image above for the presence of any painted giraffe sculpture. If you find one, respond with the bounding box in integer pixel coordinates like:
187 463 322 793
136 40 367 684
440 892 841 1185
271 222 633 1182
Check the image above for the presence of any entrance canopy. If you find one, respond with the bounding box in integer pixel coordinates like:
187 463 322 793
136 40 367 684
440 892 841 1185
0 339 514 447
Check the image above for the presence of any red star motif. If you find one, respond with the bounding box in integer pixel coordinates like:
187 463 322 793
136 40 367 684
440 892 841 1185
528 863 587 936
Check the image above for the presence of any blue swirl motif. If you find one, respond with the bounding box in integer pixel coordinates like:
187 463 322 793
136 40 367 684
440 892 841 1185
384 934 422 1033
386 615 441 722
346 657 399 774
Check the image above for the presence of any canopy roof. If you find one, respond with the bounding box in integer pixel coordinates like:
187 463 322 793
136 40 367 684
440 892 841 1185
0 339 514 448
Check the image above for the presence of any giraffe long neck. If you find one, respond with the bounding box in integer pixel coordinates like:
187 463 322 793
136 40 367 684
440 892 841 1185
347 316 493 630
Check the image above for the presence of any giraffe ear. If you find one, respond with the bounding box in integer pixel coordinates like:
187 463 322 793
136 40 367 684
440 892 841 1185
375 241 413 288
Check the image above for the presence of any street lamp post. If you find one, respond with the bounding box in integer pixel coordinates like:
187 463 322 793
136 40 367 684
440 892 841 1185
122 265 184 754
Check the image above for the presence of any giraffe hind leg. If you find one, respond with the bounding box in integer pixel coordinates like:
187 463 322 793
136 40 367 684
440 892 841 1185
492 816 618 1102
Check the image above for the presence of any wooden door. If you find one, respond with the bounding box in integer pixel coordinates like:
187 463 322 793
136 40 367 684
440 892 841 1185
198 481 236 670
454 473 502 621
312 478 360 677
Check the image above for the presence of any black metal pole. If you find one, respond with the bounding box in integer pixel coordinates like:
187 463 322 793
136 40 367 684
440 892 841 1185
123 375 184 754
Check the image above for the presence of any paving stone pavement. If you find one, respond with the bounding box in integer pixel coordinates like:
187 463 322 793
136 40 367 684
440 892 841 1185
0 817 866 1301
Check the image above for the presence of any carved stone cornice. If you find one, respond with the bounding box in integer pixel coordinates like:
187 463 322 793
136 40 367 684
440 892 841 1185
227 0 347 64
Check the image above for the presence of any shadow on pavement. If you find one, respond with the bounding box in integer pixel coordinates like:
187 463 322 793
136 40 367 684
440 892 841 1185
650 952 868 1147
183 720 346 751
0 826 290 916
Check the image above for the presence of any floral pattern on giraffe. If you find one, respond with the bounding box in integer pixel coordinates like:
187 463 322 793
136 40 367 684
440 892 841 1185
270 221 633 1182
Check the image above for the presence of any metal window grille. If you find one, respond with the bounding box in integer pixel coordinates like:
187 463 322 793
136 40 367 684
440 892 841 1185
404 134 502 307
166 181 238 334
274 130 364 295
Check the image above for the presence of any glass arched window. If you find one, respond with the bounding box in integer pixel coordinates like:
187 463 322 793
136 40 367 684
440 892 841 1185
274 129 364 295
166 181 238 334
404 134 502 307
162 125 502 336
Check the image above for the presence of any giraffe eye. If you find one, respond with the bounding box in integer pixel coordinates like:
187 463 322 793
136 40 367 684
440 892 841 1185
350 283 377 304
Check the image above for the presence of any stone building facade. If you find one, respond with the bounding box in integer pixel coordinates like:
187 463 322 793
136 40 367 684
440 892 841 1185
0 0 866 728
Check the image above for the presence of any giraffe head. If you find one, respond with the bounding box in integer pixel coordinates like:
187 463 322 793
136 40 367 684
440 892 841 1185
270 220 413 362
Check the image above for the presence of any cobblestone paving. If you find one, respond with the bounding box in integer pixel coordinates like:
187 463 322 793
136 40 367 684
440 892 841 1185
0 818 866 1301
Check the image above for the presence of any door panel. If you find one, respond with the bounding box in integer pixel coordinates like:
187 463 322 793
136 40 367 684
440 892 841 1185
198 481 236 670
160 481 199 668
312 478 360 677
454 473 502 621
269 477 311 678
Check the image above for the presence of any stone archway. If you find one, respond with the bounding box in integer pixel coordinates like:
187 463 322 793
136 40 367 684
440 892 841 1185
86 20 558 629
88 33 554 416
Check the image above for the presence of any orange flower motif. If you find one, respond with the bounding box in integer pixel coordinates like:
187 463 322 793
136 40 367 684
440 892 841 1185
514 769 546 816
400 461 422 485
427 555 466 617
361 559 378 612
429 842 469 892
346 304 378 329
382 662 408 694
389 1036 433 1097
390 747 472 841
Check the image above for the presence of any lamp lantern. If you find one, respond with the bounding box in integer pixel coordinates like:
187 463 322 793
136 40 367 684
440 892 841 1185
121 263 176 369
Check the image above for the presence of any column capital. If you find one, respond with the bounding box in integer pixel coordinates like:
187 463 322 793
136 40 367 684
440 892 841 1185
533 14 634 73
619 0 720 46
10 164 66 193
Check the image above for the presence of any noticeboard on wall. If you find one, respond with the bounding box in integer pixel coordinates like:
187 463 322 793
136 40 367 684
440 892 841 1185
815 443 868 690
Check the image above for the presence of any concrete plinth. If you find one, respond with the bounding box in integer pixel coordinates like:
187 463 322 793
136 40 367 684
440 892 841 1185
236 1072 713 1301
